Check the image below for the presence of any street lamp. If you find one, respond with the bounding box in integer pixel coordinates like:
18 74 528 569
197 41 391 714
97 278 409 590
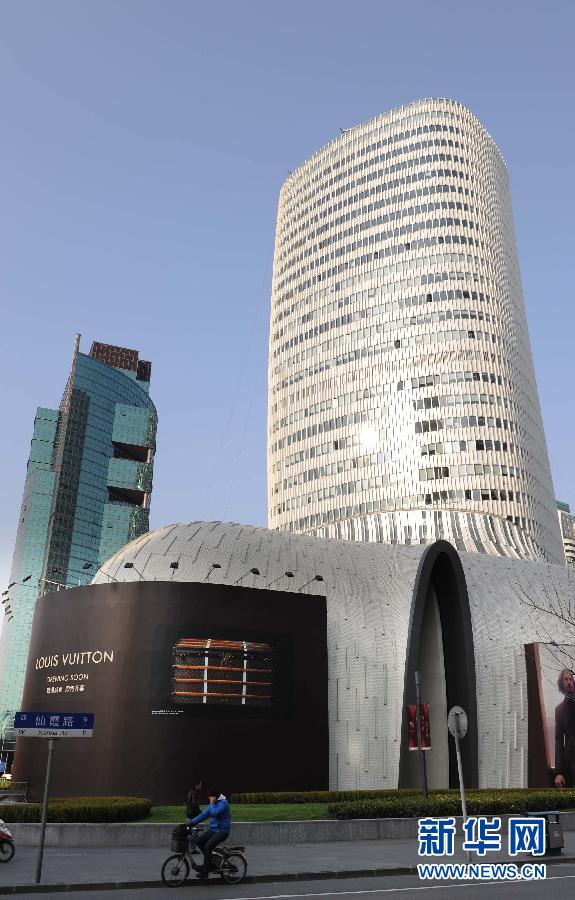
97 571 120 583
297 574 324 592
2 575 31 597
123 562 146 580
204 563 222 582
265 571 294 588
233 567 260 586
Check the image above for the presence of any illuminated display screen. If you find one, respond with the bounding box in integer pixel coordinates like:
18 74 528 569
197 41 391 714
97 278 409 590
172 638 275 706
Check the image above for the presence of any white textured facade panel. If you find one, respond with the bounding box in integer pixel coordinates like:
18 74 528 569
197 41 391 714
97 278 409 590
267 98 563 565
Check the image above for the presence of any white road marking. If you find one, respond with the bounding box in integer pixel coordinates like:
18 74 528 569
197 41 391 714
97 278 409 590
218 871 575 899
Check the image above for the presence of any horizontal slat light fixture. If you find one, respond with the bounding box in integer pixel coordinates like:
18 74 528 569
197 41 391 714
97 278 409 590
174 691 272 700
174 678 272 685
174 664 273 673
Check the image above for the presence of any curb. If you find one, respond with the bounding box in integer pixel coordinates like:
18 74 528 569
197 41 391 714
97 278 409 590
1 857 574 894
7 815 575 848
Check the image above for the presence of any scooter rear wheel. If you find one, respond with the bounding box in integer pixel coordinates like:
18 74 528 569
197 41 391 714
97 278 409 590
220 852 247 884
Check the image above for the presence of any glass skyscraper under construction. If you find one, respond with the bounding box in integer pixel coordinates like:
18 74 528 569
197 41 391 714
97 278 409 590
0 336 157 728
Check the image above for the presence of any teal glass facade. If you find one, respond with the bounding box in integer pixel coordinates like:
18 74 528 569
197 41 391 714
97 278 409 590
0 338 157 724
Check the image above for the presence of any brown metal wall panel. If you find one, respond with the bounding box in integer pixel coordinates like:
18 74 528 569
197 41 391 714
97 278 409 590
13 582 328 803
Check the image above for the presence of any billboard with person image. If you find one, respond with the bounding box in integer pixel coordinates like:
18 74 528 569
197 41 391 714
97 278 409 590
526 643 575 787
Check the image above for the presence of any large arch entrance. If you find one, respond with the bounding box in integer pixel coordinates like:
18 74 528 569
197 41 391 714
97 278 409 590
399 541 478 789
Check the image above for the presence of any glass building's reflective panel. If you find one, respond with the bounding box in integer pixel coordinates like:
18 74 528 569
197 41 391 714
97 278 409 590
0 337 157 726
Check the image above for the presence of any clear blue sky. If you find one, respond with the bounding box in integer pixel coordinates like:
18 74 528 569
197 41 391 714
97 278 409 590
1 0 573 596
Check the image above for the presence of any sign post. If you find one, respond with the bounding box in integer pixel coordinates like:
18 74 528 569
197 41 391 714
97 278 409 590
14 712 94 884
448 705 469 861
35 738 56 884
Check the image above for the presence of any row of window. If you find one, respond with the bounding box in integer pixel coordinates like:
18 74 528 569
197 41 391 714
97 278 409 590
274 485 520 522
415 415 513 434
277 241 480 321
271 368 502 420
273 292 490 392
403 369 502 390
282 220 482 301
292 217 484 289
276 249 491 348
411 392 508 411
271 432 361 463
275 410 370 449
286 197 474 267
272 384 508 438
272 386 377 430
276 174 473 293
272 452 384 493
271 435 374 472
419 462 519 481
360 287 494 328
290 138 467 215
276 475 395 513
276 283 493 346
312 118 465 179
273 300 494 361
279 206 479 279
270 429 511 475
280 121 467 237
421 439 511 456
272 398 512 455
274 182 477 315
275 323 497 378
272 445 518 497
273 475 520 515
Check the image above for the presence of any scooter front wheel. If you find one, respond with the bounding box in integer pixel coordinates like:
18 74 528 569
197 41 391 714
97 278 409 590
161 854 190 886
0 841 14 862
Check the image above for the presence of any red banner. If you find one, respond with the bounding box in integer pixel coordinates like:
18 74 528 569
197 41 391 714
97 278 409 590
419 703 431 750
407 703 431 750
407 705 418 750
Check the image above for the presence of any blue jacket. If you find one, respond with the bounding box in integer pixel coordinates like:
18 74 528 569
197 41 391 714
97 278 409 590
192 796 231 833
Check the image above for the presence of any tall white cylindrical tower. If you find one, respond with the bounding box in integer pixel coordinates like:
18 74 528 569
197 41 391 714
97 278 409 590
268 98 563 563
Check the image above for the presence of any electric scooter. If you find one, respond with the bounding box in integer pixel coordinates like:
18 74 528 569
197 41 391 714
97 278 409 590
0 821 14 862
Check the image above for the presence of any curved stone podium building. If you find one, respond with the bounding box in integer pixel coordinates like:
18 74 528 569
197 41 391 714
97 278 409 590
268 99 562 564
13 522 575 800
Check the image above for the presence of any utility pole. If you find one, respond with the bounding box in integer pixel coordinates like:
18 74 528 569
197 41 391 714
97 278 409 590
415 670 429 799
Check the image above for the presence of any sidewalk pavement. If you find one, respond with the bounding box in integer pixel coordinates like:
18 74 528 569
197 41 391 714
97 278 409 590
0 831 575 894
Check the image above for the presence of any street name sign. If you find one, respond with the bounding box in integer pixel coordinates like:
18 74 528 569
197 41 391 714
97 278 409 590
14 711 94 738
